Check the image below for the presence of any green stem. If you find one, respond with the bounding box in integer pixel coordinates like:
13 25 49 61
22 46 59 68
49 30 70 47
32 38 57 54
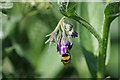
70 14 101 42
70 14 111 78
45 16 66 38
54 16 66 32
98 17 111 78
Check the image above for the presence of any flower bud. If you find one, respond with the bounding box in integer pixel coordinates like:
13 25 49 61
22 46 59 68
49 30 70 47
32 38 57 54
72 31 78 38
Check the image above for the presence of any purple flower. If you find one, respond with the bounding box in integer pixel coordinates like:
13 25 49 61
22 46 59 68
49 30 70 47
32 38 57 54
72 32 78 38
45 20 78 56
57 40 73 55
57 44 61 52
57 34 69 55
68 41 72 50
60 43 68 55
57 33 61 52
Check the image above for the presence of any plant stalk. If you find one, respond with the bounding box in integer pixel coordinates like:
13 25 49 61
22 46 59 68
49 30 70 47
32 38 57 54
66 13 111 78
98 17 111 78
54 16 66 32
70 14 101 42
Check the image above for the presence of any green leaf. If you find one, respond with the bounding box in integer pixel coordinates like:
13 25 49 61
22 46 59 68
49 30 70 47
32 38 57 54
76 2 94 53
104 2 120 22
71 38 92 78
103 2 120 67
59 1 76 17
75 2 105 78
81 46 97 78
74 2 100 78
87 2 105 56
76 4 97 77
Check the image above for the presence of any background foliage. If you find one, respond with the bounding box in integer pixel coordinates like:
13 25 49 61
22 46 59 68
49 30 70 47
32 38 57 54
1 2 119 78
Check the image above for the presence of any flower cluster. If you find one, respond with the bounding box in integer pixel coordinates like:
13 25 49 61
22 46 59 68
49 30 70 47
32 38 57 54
45 20 78 56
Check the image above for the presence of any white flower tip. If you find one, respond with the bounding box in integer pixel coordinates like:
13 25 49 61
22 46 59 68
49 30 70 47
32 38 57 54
48 42 52 53
45 39 49 44
46 32 54 37
46 34 50 37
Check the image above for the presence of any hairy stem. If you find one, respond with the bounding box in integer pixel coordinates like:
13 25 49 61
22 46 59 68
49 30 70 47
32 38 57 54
54 16 66 32
69 14 111 78
70 14 101 42
98 17 110 78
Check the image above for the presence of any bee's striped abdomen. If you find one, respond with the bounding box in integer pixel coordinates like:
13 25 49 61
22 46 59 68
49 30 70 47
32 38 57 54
61 53 71 64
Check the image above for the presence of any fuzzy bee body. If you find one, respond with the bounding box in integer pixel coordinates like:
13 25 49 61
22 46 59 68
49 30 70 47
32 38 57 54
61 53 71 64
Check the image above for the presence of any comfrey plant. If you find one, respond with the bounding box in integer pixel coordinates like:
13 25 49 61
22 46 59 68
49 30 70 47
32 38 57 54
46 1 120 78
45 17 78 64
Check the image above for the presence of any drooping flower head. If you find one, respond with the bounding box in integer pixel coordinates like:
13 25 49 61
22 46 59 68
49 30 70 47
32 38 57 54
45 18 78 58
56 22 78 55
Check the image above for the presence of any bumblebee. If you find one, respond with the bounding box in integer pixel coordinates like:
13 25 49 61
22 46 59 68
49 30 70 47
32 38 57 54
61 53 71 64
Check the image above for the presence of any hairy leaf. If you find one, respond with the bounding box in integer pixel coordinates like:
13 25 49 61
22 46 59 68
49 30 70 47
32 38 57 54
76 3 97 77
81 46 97 78
104 2 120 22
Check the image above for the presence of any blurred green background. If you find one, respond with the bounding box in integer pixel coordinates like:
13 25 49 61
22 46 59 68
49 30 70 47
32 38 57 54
1 2 119 78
